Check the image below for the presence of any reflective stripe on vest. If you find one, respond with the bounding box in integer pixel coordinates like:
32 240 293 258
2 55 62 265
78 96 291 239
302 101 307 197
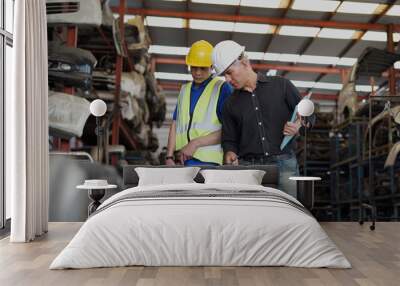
175 77 224 165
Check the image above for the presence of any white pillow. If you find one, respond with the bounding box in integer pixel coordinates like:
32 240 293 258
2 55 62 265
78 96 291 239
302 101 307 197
135 167 200 186
200 169 266 185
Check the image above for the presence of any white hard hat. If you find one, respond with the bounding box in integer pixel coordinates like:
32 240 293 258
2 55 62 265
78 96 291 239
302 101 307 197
212 40 245 76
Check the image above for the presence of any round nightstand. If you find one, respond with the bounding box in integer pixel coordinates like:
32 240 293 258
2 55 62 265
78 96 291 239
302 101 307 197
77 182 117 216
289 176 321 210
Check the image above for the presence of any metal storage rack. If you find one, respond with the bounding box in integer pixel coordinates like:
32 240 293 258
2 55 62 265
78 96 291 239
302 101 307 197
330 117 369 222
363 96 400 221
296 112 334 220
330 96 400 226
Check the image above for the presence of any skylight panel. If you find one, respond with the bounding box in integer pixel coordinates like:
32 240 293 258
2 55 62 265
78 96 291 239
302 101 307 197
233 22 273 34
278 53 301 63
314 82 342 90
145 16 185 28
336 57 357 66
299 55 339 65
246 52 265 60
337 1 381 14
189 20 273 34
290 80 315 88
289 80 373 92
318 28 356 39
279 25 320 37
191 0 240 5
145 16 273 34
386 5 400 16
362 31 387 42
148 45 189 56
241 0 285 8
154 72 192 81
189 19 234 32
264 53 280 61
191 0 285 8
292 0 340 12
361 32 399 42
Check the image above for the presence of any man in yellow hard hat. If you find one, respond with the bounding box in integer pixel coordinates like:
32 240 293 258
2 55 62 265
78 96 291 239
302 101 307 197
165 40 233 166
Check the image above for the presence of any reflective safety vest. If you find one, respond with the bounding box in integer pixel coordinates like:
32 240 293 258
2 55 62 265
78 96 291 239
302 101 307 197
175 77 224 165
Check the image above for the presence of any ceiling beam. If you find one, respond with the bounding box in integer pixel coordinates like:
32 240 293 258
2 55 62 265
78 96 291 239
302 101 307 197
158 81 341 101
154 56 346 74
110 7 400 32
155 56 400 77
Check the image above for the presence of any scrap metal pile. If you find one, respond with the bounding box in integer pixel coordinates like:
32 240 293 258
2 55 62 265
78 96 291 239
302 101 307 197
337 47 400 124
336 46 400 175
330 45 400 220
46 0 166 163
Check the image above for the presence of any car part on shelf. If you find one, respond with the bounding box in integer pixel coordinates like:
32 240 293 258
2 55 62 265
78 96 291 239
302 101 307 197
48 43 97 90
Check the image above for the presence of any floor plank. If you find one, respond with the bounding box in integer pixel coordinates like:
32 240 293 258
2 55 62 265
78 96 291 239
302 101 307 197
0 222 399 286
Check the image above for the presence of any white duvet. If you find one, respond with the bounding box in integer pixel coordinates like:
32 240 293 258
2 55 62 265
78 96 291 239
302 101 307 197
50 183 351 269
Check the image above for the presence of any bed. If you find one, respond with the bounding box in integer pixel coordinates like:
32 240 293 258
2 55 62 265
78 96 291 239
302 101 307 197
50 165 350 269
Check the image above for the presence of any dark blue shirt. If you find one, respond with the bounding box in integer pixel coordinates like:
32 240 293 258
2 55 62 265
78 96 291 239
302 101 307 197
173 76 233 166
173 76 233 122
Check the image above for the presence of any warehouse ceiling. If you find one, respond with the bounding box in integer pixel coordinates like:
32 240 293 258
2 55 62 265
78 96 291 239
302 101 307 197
109 0 400 102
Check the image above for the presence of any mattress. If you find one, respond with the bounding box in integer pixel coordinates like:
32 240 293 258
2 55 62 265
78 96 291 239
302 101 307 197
50 183 351 269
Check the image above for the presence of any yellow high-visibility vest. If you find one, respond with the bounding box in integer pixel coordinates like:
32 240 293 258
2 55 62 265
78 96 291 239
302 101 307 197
175 77 224 165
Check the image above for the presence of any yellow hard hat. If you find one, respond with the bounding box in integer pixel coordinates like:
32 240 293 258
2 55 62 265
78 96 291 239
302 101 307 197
185 40 213 67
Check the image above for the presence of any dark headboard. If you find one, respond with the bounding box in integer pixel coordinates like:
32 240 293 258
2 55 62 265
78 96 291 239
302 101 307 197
123 165 279 189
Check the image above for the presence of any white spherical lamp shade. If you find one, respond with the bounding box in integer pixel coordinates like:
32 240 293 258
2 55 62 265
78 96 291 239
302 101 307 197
298 98 314 117
90 99 107 117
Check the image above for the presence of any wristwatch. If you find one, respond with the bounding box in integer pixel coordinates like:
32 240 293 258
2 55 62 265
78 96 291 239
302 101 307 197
166 156 174 160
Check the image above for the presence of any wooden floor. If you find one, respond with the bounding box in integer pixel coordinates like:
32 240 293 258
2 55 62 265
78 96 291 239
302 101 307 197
0 222 399 286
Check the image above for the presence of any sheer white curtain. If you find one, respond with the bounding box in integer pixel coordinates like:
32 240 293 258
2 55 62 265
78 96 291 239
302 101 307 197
6 0 49 242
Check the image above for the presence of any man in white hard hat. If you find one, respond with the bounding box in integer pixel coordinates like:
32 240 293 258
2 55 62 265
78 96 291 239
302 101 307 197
212 40 314 198
165 40 233 166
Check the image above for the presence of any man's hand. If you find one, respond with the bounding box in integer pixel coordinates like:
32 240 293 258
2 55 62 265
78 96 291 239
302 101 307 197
178 140 199 164
224 151 238 165
283 119 301 136
165 158 175 166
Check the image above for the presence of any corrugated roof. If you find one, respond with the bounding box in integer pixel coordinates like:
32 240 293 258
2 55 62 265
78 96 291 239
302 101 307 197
110 0 400 101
